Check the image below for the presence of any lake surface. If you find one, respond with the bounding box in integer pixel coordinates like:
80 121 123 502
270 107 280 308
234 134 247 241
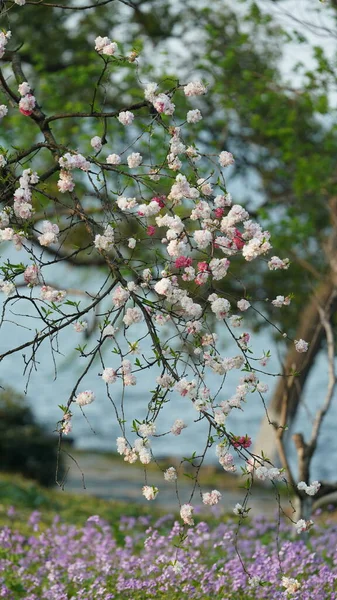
0 245 334 483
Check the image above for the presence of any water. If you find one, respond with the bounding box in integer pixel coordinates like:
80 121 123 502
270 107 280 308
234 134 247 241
0 243 335 483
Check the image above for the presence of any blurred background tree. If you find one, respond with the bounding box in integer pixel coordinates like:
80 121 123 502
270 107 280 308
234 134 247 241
0 387 64 486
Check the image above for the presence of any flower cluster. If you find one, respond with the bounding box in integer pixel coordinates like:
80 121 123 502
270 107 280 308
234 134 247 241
118 111 134 125
75 390 95 406
0 30 11 59
144 82 175 115
18 81 36 116
94 36 118 55
24 264 40 287
40 285 66 303
94 224 115 251
297 480 321 496
2 510 337 599
13 168 38 220
38 220 59 247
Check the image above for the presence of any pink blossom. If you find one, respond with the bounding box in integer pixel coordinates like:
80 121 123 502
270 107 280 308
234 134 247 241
147 225 156 236
197 261 209 272
156 374 174 388
214 207 225 219
232 435 252 449
23 264 40 287
102 42 118 56
152 195 166 208
153 93 175 115
175 256 192 269
123 373 136 386
61 412 72 435
194 229 212 249
171 419 187 436
94 36 110 52
144 82 158 102
19 94 36 116
195 272 209 286
233 228 245 250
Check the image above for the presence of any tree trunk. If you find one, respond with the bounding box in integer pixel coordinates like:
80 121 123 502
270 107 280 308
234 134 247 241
254 277 337 460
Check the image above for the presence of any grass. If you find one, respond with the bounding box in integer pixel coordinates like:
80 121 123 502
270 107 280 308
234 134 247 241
0 471 165 536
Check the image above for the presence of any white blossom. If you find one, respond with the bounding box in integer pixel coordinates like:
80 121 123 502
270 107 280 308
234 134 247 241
106 153 121 165
142 485 158 500
127 152 143 168
91 136 102 151
0 280 15 296
102 368 117 384
164 467 177 482
219 151 234 167
75 390 95 407
187 109 202 123
184 81 207 96
0 105 8 118
180 503 194 525
295 338 308 353
117 111 134 126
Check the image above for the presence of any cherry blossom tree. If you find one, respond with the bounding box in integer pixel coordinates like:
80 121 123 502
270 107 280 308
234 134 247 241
0 0 329 569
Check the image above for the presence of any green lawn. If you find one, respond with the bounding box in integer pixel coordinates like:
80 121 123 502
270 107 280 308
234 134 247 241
0 471 164 535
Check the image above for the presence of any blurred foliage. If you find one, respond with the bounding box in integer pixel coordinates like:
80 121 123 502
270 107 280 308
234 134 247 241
1 0 337 338
0 387 64 486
